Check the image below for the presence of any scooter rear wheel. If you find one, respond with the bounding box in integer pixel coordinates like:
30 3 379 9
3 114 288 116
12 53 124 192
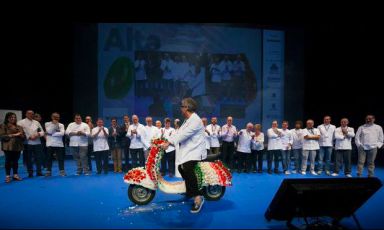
203 185 226 201
128 184 156 205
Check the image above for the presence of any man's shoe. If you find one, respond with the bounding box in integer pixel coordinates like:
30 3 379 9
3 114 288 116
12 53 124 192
190 197 204 214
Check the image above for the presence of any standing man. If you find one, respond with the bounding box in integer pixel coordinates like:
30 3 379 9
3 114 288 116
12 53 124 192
355 115 383 177
291 121 304 173
144 116 160 159
267 120 283 174
93 118 110 174
333 118 355 177
17 110 45 177
280 121 293 175
237 123 254 173
220 116 237 170
127 115 147 168
317 115 336 175
206 117 221 160
160 118 176 176
45 112 66 176
301 119 321 175
65 114 91 175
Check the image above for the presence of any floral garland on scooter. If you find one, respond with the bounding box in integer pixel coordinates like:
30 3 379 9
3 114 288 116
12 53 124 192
124 138 232 189
123 138 167 188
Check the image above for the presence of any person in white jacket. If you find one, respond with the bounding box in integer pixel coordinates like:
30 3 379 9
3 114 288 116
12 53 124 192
65 114 91 175
161 98 206 214
290 121 304 173
280 121 293 175
355 115 383 177
267 120 283 174
237 123 254 173
317 116 336 175
301 119 320 175
333 118 355 177
45 112 65 177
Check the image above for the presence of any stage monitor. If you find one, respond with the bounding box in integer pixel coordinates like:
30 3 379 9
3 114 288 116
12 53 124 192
265 177 383 222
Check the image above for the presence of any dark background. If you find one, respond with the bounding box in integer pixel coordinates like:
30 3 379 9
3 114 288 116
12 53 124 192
1 7 383 129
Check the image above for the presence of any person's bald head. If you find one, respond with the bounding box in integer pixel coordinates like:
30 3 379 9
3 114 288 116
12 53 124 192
132 115 139 124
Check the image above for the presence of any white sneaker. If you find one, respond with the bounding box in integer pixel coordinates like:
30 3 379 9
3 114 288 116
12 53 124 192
317 171 323 175
301 171 306 175
291 170 297 174
190 197 204 214
311 171 318 175
331 173 339 177
346 174 352 178
284 171 291 175
326 171 331 176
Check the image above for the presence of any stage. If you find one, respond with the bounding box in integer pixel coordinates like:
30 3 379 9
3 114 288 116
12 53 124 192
0 161 383 229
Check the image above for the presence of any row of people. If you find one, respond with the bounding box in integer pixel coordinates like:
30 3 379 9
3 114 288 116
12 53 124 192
200 115 382 178
1 111 382 183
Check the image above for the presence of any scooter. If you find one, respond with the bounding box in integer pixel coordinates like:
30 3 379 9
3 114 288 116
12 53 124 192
124 138 232 205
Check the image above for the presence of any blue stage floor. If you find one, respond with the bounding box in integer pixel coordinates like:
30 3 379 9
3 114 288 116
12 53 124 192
0 160 383 229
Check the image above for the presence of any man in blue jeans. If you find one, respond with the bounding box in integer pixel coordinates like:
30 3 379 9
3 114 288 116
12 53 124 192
317 116 336 175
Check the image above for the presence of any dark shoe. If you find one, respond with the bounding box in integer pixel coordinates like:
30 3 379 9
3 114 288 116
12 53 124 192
36 172 44 177
168 173 173 177
267 170 272 174
190 197 204 214
28 172 33 178
97 171 102 174
45 171 52 177
257 170 262 173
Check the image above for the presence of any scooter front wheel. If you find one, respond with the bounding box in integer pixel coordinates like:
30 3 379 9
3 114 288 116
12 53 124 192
203 185 226 201
128 184 156 205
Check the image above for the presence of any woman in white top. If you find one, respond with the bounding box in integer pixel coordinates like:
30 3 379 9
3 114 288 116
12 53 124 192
251 124 264 173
